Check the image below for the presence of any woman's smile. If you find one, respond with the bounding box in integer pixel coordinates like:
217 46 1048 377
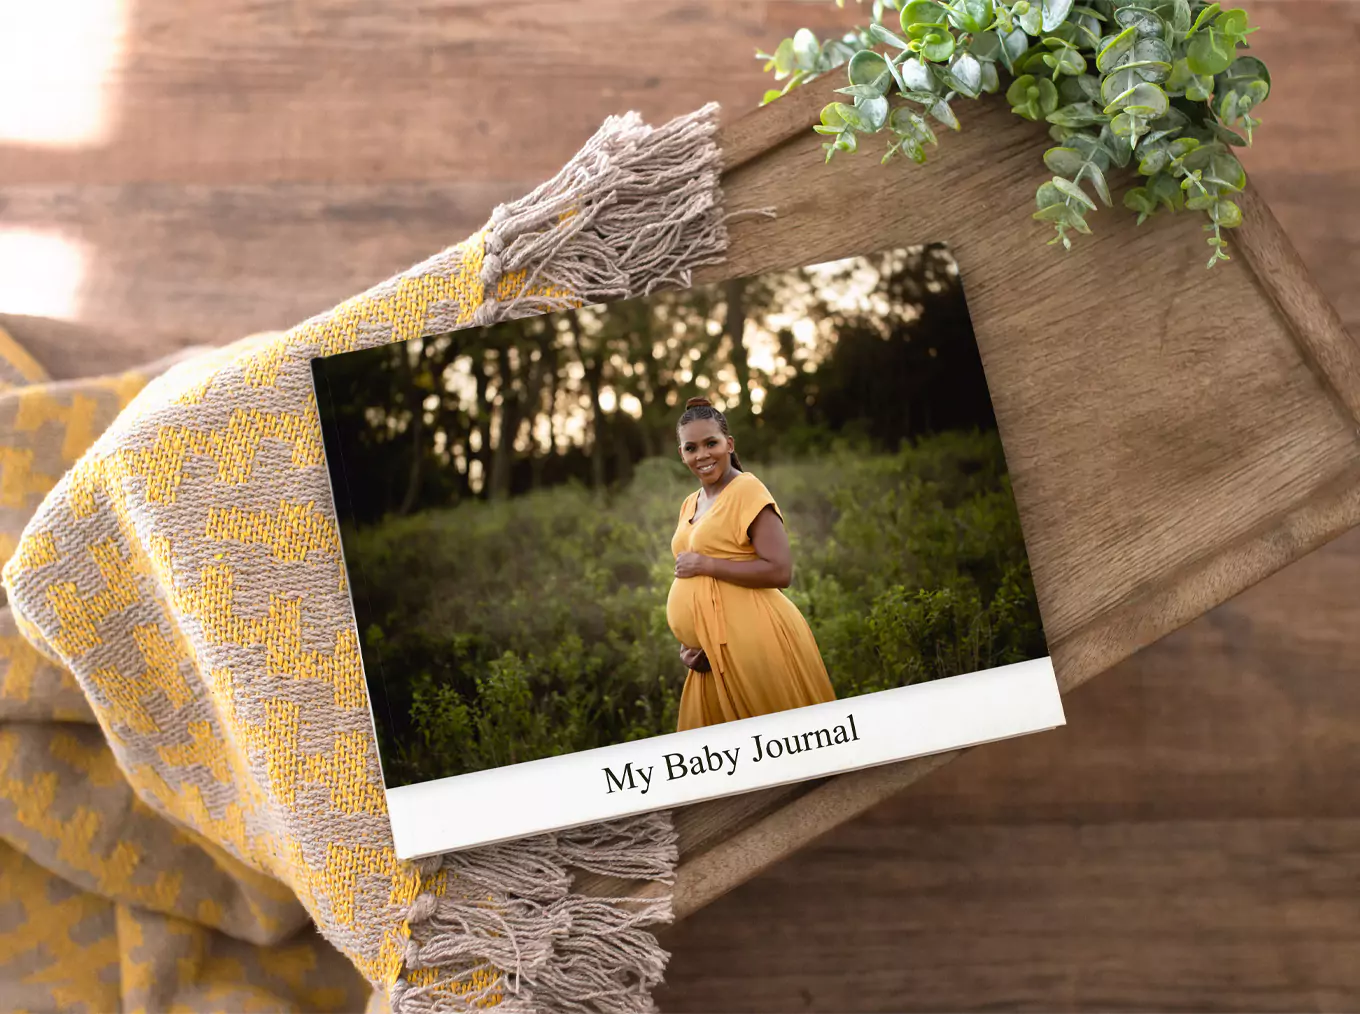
678 418 735 487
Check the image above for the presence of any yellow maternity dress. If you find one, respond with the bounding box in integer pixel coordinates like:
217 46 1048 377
667 471 837 731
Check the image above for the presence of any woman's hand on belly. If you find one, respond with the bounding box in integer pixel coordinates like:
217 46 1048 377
674 552 711 579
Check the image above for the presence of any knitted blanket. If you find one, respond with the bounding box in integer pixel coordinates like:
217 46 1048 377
0 102 727 1013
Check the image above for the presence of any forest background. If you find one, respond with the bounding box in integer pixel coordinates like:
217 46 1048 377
312 246 1048 787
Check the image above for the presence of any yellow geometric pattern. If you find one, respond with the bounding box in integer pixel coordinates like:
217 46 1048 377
0 842 122 1013
0 226 571 1008
0 335 372 1007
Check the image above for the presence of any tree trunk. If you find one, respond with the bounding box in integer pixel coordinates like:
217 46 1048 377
489 344 519 500
396 342 425 516
569 313 608 492
530 335 555 491
471 348 492 497
725 277 750 407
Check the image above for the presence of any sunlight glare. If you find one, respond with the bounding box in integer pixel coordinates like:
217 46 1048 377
0 228 88 318
0 0 130 146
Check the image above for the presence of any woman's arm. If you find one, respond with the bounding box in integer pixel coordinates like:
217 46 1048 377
674 506 792 588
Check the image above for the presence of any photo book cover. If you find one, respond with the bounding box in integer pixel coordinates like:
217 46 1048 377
311 244 1065 857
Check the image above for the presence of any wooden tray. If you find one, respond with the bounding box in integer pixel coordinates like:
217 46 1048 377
580 73 1360 919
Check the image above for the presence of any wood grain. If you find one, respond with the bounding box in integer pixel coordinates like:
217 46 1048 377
662 819 1360 1012
0 0 853 187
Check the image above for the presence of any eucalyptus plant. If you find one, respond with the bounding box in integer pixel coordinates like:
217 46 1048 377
759 0 1270 266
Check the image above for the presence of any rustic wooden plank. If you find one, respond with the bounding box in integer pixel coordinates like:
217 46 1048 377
1233 187 1360 426
0 0 851 187
0 182 522 371
1249 171 1360 335
659 817 1360 1012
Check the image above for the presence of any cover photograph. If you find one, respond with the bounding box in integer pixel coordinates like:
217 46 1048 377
311 244 1065 857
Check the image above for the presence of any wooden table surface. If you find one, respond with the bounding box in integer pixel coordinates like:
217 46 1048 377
3 1 1357 1009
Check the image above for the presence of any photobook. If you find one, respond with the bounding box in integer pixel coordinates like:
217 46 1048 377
311 245 1065 858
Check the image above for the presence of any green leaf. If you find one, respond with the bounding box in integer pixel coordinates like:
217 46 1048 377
1211 198 1242 227
945 52 983 96
1083 162 1113 205
927 96 961 129
1035 179 1066 209
772 38 796 76
848 50 892 90
1205 149 1246 190
1217 8 1249 37
1099 123 1132 167
1206 121 1248 147
980 61 1001 93
1147 171 1185 210
1098 34 1172 88
1165 58 1204 97
1167 0 1192 33
1046 101 1106 128
1068 10 1104 47
1096 26 1136 74
836 101 869 129
792 28 821 70
900 56 935 90
837 83 887 100
920 30 957 62
996 26 1028 72
1016 4 1042 35
1051 175 1097 209
762 89 784 105
1043 146 1087 176
1042 47 1087 76
819 103 847 128
948 0 995 33
1217 55 1271 96
1040 0 1074 31
1104 81 1169 117
1124 185 1156 222
1188 2 1221 35
1008 75 1060 120
902 0 947 30
891 106 940 144
1113 5 1165 36
1006 74 1032 105
856 94 890 130
1187 29 1236 75
869 22 912 49
971 30 1002 61
1138 145 1171 175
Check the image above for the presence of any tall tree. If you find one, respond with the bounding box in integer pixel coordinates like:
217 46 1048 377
569 311 608 492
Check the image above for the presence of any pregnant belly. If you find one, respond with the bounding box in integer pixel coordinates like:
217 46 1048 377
666 578 702 647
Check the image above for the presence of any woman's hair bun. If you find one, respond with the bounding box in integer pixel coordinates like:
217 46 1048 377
685 396 712 409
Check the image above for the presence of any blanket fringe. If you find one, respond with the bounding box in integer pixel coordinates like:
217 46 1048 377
393 817 679 1014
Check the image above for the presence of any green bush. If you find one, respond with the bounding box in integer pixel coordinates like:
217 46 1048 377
351 431 1046 785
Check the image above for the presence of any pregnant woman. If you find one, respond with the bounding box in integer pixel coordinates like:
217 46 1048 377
666 397 837 731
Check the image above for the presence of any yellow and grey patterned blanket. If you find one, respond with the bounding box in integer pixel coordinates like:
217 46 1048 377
0 103 725 1013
